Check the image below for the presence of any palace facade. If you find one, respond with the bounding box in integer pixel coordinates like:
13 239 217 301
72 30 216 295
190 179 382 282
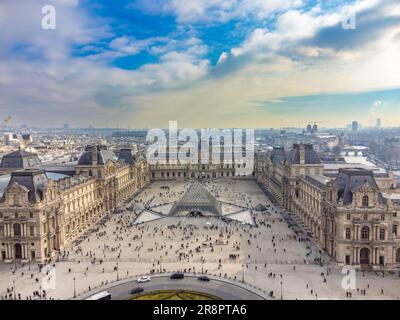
2 141 400 270
256 143 400 270
0 145 149 262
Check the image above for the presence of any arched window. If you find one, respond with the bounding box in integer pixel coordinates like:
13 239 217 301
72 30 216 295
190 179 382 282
361 226 369 240
13 223 21 236
362 195 369 207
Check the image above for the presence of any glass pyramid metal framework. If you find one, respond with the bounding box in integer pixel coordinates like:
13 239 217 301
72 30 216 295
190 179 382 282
169 181 221 217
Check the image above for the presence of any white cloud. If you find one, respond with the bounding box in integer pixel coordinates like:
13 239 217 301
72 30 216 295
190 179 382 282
131 0 304 23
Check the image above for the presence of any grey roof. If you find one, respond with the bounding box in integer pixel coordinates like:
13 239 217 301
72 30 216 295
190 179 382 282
270 146 286 164
169 181 221 216
0 169 49 203
288 144 321 165
77 145 116 165
0 150 42 169
118 149 135 165
334 168 384 205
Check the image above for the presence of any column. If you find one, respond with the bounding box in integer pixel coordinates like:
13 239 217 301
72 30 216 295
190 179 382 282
355 247 359 264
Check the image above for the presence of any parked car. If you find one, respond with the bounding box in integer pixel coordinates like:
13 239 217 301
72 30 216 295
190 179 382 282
170 272 184 279
198 276 210 282
137 276 151 283
130 287 144 294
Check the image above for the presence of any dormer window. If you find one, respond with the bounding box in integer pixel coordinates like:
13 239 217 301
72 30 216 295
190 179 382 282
362 195 369 207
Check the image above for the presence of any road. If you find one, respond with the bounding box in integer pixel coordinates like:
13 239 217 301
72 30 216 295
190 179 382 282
80 274 268 300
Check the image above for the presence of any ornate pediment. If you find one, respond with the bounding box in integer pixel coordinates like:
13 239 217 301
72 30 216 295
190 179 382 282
352 181 375 194
4 182 30 207
105 160 116 175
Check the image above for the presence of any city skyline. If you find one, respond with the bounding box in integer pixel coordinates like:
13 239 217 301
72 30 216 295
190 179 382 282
1 0 400 128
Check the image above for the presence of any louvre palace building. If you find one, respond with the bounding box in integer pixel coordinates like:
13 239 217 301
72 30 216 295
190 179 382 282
1 142 400 270
0 146 149 262
256 143 400 270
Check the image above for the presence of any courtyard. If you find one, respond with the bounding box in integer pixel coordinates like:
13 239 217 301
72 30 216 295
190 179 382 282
1 179 400 300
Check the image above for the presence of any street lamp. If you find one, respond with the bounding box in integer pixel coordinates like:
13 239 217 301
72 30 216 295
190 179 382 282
160 256 162 273
73 277 76 298
280 281 283 300
13 279 16 300
116 262 119 281
201 257 204 274
242 263 245 283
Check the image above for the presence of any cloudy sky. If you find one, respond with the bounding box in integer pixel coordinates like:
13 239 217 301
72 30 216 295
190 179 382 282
1 0 400 128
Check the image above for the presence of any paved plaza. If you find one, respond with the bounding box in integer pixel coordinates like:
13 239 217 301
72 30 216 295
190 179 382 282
1 180 400 300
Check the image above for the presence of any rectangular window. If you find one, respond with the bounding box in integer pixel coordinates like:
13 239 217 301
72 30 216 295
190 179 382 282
393 224 398 236
379 228 385 240
0 225 4 236
346 214 351 221
30 226 35 236
345 228 351 240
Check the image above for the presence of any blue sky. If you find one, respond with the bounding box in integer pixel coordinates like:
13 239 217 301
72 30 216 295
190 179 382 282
0 0 399 128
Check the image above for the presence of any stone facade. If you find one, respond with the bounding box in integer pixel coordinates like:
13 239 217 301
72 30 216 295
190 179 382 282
0 146 149 262
256 143 400 270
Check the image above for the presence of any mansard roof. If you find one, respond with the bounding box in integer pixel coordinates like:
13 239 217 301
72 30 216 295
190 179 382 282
0 169 49 203
334 168 384 205
118 148 135 165
287 143 321 165
270 146 286 164
0 149 42 169
77 145 116 165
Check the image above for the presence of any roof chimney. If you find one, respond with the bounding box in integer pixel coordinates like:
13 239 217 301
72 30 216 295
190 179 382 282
91 146 98 166
299 144 305 165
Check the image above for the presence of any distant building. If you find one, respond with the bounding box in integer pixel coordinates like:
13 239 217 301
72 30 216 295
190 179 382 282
352 121 359 132
3 133 13 146
376 118 382 129
63 123 69 129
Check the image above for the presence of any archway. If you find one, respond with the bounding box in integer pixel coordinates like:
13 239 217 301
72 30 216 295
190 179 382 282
360 247 370 265
14 243 22 259
189 211 204 217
